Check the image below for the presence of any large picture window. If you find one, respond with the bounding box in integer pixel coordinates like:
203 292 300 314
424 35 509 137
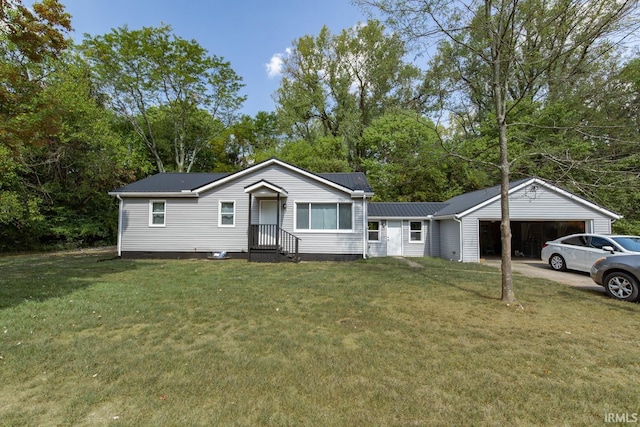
296 202 352 231
219 201 235 226
149 200 166 227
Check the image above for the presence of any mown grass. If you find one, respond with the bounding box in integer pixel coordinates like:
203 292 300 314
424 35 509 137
0 250 638 426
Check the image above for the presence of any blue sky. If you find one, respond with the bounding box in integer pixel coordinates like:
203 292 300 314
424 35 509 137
60 0 369 116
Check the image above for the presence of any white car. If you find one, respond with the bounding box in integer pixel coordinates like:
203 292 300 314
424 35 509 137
541 233 640 273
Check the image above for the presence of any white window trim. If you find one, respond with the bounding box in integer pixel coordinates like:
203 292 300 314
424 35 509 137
368 220 380 241
409 221 424 243
149 200 166 227
294 201 354 233
219 200 236 227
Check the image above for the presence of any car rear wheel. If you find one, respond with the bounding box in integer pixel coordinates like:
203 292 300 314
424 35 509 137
603 272 640 302
549 254 566 271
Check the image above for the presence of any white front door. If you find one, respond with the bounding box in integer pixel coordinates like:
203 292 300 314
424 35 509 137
387 220 402 256
259 200 278 246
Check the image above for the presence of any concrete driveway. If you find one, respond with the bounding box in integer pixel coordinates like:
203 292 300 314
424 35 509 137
482 258 605 293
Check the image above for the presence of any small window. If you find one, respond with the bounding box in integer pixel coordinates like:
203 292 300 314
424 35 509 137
368 221 380 241
149 201 166 227
410 221 423 242
219 201 235 226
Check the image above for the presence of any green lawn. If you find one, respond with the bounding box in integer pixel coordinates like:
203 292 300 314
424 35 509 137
1 250 638 426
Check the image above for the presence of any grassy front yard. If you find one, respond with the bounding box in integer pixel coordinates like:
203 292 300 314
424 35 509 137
0 251 638 426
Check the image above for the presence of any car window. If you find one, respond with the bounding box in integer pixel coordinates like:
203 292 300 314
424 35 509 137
562 236 588 246
589 236 614 250
612 236 640 252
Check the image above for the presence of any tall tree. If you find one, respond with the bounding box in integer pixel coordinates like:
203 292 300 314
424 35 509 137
275 20 421 170
357 0 640 302
1 0 71 148
81 25 245 172
361 111 473 201
0 0 71 239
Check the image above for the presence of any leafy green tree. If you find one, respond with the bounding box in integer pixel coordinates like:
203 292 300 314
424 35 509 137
81 25 245 172
361 111 479 201
0 52 151 250
0 0 71 243
209 112 284 170
358 0 639 302
275 20 421 170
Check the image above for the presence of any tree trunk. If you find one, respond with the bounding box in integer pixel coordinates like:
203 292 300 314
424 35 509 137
499 121 515 303
490 0 516 303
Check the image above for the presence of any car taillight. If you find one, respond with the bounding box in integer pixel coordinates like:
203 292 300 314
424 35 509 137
542 243 548 248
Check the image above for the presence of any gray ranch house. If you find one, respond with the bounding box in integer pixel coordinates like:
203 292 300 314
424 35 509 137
110 159 621 262
110 158 374 261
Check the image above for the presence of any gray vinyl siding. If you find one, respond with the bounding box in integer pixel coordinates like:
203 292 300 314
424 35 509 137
454 184 616 263
120 164 366 255
120 197 240 253
367 220 387 257
366 219 431 257
403 220 429 257
430 220 441 257
439 219 461 261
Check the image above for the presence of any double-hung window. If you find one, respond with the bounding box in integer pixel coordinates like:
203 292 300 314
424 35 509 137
149 201 166 227
410 221 423 242
368 221 380 241
296 202 352 231
219 201 235 227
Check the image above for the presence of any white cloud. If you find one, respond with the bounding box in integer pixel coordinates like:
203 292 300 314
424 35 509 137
265 48 292 78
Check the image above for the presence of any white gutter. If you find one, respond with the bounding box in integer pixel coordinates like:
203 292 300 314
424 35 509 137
454 216 463 262
116 195 123 258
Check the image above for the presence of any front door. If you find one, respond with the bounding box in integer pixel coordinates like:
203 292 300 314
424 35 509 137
387 220 402 256
259 200 278 246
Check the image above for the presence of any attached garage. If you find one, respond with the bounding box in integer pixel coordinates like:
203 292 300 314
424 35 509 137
434 178 621 263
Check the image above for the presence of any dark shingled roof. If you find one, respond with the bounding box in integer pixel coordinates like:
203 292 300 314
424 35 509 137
369 202 448 217
111 170 373 194
434 178 532 217
112 173 230 193
318 172 373 193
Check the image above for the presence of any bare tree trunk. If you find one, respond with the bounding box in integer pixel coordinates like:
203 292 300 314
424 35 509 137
490 0 516 303
499 122 515 303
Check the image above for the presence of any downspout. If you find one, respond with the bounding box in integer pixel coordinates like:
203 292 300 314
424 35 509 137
116 195 123 258
454 216 463 262
428 216 433 257
362 194 368 259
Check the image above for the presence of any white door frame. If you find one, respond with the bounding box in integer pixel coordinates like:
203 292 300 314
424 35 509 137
387 220 403 256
